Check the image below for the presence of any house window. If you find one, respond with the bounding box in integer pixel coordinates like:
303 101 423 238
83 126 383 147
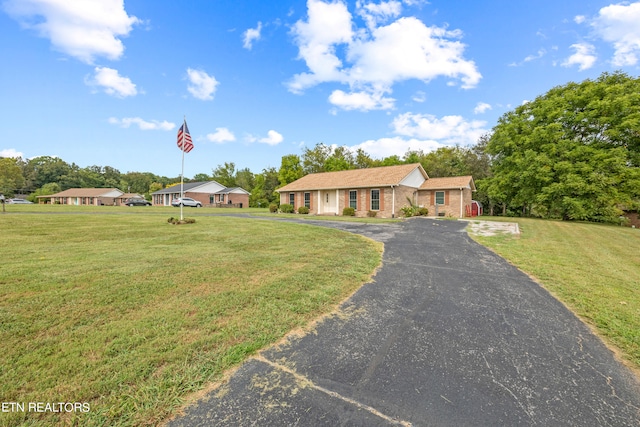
371 189 380 211
349 190 357 210
289 193 295 207
220 194 225 203
304 192 310 208
435 191 445 205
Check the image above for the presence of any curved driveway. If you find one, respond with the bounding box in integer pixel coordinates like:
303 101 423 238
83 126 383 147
169 217 640 426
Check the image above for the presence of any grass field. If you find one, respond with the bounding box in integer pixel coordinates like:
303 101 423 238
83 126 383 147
0 208 382 426
469 217 640 371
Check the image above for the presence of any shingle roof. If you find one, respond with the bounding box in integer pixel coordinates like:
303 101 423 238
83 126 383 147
420 176 476 191
277 164 427 192
152 182 210 195
43 188 123 198
215 187 250 195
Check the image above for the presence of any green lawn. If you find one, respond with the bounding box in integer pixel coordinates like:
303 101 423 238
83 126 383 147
469 217 640 370
0 210 382 426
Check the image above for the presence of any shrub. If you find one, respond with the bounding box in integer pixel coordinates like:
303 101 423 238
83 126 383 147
342 207 355 216
269 203 278 213
167 217 196 224
400 205 414 217
298 206 310 214
280 204 294 213
367 210 377 218
417 207 429 216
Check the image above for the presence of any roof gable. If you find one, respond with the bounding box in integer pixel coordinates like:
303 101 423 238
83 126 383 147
277 164 428 192
419 176 476 191
152 181 226 195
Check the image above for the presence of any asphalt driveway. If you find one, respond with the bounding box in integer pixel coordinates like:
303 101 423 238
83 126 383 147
168 217 640 426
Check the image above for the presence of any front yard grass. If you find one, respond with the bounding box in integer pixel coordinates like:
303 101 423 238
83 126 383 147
470 217 640 371
0 212 382 426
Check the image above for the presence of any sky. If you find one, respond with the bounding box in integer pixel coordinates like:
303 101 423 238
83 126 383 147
1 0 640 179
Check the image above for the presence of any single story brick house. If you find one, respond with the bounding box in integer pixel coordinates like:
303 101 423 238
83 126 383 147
37 188 142 206
151 181 249 208
276 163 476 218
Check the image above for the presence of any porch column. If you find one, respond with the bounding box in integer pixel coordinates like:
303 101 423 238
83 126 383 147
335 189 339 215
460 188 464 218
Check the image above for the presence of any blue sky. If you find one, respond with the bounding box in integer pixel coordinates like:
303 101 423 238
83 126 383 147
2 0 640 179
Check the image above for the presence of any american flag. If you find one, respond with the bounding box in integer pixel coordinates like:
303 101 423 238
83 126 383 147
177 120 194 153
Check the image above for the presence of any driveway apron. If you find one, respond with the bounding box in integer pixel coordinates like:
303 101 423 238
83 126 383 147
169 217 640 426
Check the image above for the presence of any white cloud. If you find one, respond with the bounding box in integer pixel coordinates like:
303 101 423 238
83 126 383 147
3 0 139 64
412 91 426 103
186 68 219 101
510 48 546 67
243 22 262 50
347 111 488 159
562 43 597 71
259 130 284 145
0 148 24 158
356 0 402 29
108 117 175 130
288 0 480 111
392 112 487 145
574 15 586 24
473 102 492 114
592 2 640 66
288 0 354 94
350 136 444 159
206 128 236 143
328 89 395 110
87 67 137 97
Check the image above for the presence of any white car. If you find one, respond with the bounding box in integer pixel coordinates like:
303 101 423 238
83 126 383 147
7 198 33 204
171 197 202 207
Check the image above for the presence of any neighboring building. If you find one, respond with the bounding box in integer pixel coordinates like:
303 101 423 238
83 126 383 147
151 181 250 208
37 188 140 206
276 164 476 218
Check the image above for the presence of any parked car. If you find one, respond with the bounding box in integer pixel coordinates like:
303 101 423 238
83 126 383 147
124 198 152 206
7 198 33 204
171 197 202 207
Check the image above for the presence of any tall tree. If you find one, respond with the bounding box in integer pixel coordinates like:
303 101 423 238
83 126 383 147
278 155 303 186
485 71 640 222
302 143 332 174
212 162 237 187
0 157 25 196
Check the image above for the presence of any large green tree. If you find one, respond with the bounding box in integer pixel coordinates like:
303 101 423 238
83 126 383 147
278 155 303 186
485 71 640 222
0 157 25 196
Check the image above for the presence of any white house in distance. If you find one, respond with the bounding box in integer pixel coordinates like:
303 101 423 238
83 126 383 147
151 181 250 208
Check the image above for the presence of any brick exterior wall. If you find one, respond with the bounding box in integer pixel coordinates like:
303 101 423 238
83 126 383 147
280 186 422 218
417 188 473 218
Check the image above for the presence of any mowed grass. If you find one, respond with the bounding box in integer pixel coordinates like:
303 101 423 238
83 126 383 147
470 218 640 369
0 212 382 426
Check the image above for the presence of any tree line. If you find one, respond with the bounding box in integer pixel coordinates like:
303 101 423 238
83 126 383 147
1 71 638 222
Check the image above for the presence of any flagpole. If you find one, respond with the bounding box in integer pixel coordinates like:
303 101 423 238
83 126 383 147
180 116 185 221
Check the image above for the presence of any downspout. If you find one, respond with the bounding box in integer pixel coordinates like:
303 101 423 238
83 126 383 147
391 185 395 218
335 189 339 215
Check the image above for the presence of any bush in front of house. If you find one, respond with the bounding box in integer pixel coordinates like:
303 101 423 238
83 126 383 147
298 206 310 214
367 210 377 218
417 207 429 216
400 205 414 217
269 203 278 213
280 204 294 213
342 207 355 216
